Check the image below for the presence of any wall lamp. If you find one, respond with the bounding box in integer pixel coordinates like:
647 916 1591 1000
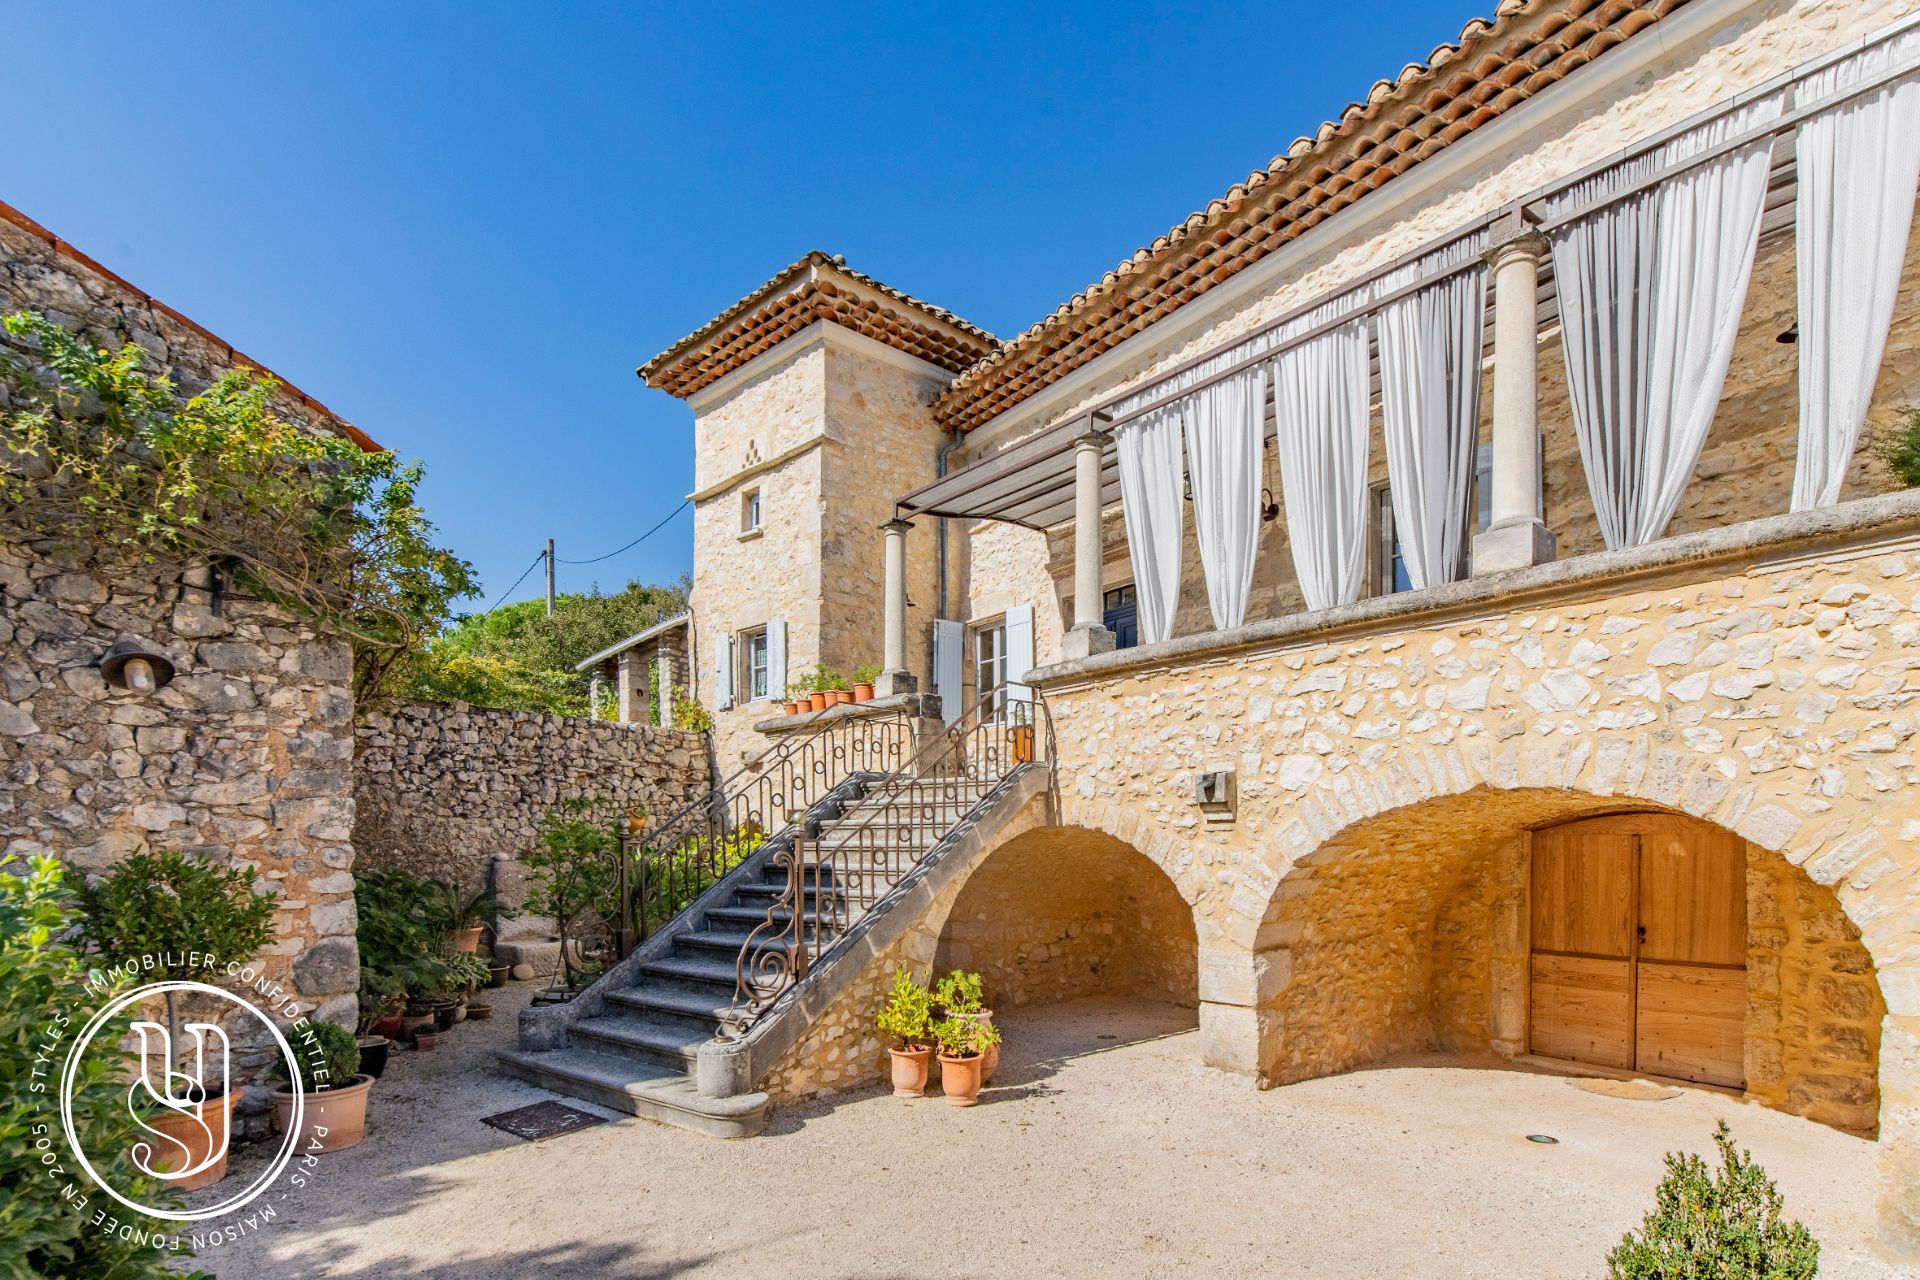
99 639 176 694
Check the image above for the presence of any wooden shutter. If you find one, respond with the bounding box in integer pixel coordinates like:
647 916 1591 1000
766 618 787 705
1004 604 1034 715
715 633 735 711
933 619 964 725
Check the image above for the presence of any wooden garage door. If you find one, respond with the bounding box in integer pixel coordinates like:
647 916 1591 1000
1530 815 1746 1088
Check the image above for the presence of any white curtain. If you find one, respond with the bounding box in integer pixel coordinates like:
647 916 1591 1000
1271 298 1371 612
1182 361 1268 631
1792 28 1920 511
1544 94 1782 549
1374 233 1488 590
1112 402 1185 644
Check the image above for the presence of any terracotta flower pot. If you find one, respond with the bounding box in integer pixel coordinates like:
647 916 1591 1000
889 1043 931 1098
938 1052 985 1106
784 701 800 716
808 692 827 713
141 1088 238 1190
467 1002 494 1021
271 1074 374 1152
951 1009 999 1081
412 1031 438 1050
368 1011 405 1039
853 683 874 702
451 925 484 954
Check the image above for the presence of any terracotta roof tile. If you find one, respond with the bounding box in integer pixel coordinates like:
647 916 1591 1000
638 250 997 400
935 0 1686 433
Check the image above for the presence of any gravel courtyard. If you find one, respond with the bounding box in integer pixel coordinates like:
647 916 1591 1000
194 986 1900 1279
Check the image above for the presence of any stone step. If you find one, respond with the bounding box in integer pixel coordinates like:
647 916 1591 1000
603 985 739 1034
493 1046 766 1139
676 927 837 960
638 952 759 994
569 1013 708 1071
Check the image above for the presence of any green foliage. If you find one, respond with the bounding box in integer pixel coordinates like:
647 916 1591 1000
1607 1121 1819 1280
353 869 455 998
441 952 493 992
272 1019 362 1093
851 663 883 687
527 797 622 988
671 686 713 732
400 647 589 716
636 829 761 933
930 1012 1000 1059
1868 405 1920 489
815 667 848 692
74 850 278 979
876 966 933 1049
0 855 207 1280
357 968 405 1032
424 880 504 933
934 969 985 1016
0 311 476 708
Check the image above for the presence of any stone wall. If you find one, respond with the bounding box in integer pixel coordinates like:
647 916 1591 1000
0 201 366 1058
352 699 709 892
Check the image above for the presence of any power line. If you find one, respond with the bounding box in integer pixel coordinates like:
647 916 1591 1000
556 499 690 566
482 551 546 615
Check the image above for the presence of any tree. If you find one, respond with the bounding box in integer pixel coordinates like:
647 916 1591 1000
0 311 477 708
1607 1121 1819 1279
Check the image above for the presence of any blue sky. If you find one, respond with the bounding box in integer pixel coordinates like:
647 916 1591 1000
8 1 1483 612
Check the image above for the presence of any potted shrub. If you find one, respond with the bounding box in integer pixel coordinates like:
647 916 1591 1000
851 664 881 702
428 880 504 954
931 999 1000 1108
356 970 405 1078
76 849 278 1191
791 669 826 714
444 952 492 997
876 966 934 1098
817 668 851 706
270 1019 373 1152
934 969 1000 1082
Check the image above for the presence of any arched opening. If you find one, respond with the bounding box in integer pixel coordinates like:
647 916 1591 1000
1255 789 1882 1135
933 825 1198 1018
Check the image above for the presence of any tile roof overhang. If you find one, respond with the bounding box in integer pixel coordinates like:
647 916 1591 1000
933 0 1689 435
0 198 382 453
574 612 690 671
638 251 998 400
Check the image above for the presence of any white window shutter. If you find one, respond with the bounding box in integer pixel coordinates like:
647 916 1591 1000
933 619 964 725
1004 604 1035 713
715 633 735 711
766 618 787 704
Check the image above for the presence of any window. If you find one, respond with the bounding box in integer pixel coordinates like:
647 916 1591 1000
1372 486 1412 597
1473 442 1495 534
740 627 769 701
1103 584 1138 650
741 488 762 535
974 621 1007 720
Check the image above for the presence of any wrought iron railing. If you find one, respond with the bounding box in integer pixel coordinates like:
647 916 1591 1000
612 707 911 956
724 690 1054 1034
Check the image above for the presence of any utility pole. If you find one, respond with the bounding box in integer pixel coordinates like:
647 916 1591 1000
545 538 556 616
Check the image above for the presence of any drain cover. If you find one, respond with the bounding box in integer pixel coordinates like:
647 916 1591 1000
1526 1134 1560 1145
482 1100 609 1142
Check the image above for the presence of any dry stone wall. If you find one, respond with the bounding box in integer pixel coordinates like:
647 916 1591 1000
352 700 710 893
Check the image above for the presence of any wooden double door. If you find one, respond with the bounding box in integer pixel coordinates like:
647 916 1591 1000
1529 814 1747 1088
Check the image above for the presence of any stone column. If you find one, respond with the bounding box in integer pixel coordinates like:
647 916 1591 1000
1196 947 1287 1081
876 518 917 697
616 650 641 724
1061 430 1116 662
1879 1015 1920 1259
1488 832 1531 1058
1471 219 1557 576
588 674 605 721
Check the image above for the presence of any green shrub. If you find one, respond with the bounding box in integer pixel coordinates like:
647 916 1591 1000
354 868 454 998
527 797 621 988
636 829 761 934
75 850 278 1092
273 1019 362 1093
671 686 713 732
0 855 207 1279
876 966 933 1049
441 952 493 992
1607 1121 1819 1280
851 663 883 687
1868 405 1920 488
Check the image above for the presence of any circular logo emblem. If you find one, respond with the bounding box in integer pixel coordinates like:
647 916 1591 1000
59 979 306 1222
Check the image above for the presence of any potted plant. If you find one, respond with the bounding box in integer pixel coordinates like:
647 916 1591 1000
876 966 934 1098
935 969 1000 1082
818 668 851 706
428 880 503 954
931 997 1001 1107
467 998 494 1021
444 951 492 996
356 970 405 1078
76 849 278 1191
791 669 826 714
271 1019 373 1152
1010 700 1035 765
852 664 881 702
487 960 511 988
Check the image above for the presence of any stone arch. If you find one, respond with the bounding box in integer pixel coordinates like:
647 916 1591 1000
928 825 1200 1012
1229 783 1883 1136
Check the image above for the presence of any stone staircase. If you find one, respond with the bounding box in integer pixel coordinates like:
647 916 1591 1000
496 773 1005 1137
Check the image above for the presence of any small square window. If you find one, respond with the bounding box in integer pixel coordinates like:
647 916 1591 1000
741 489 763 534
741 628 769 701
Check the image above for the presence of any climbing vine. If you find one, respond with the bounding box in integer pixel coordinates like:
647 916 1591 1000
0 311 476 704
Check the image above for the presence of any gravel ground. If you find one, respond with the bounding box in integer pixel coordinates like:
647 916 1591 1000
189 985 1901 1279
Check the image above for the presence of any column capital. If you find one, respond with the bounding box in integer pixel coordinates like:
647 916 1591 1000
879 516 914 535
1483 229 1549 270
1070 429 1112 451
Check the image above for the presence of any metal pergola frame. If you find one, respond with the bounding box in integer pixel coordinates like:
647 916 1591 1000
893 13 1920 532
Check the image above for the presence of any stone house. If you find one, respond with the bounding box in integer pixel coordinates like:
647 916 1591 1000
576 612 692 726
583 0 1920 1253
0 199 368 1035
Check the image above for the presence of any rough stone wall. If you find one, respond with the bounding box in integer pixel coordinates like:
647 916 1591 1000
0 206 365 1055
931 826 1197 1009
352 699 709 892
758 929 918 1105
